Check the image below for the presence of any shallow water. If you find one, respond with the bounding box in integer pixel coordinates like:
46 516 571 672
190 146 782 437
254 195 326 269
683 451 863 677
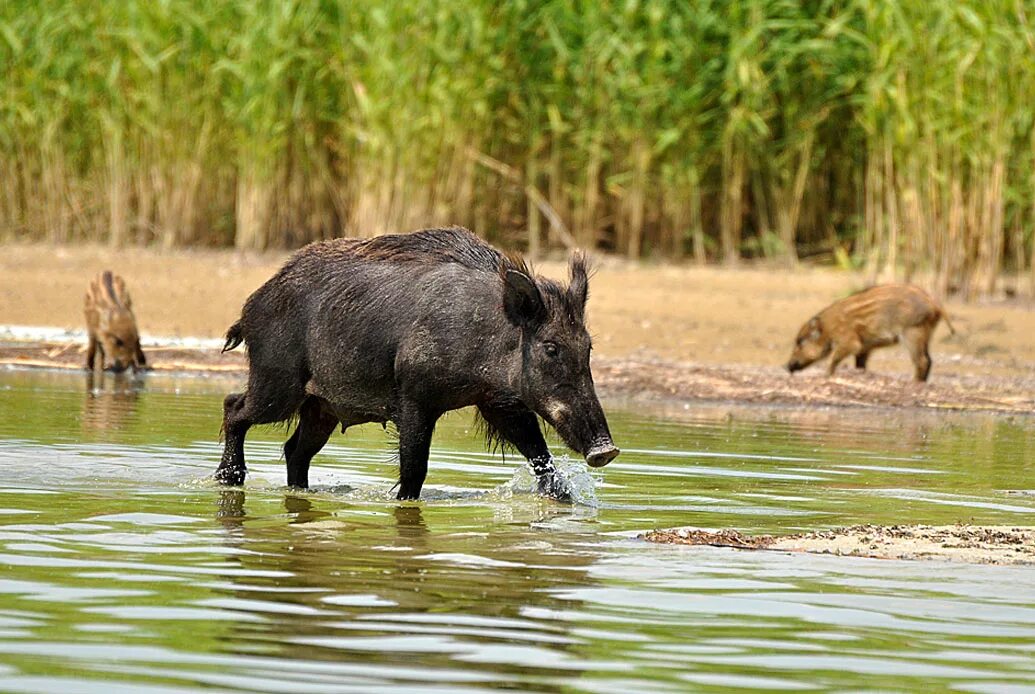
0 368 1034 692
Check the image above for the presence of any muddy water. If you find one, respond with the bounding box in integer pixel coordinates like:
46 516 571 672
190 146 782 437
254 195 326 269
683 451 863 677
0 369 1033 692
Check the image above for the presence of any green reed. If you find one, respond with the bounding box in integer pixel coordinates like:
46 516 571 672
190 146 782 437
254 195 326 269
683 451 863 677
0 0 1033 294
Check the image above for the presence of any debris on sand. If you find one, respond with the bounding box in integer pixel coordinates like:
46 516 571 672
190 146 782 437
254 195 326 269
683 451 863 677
641 524 1035 566
642 527 776 549
595 358 1035 414
4 342 1035 413
0 341 246 374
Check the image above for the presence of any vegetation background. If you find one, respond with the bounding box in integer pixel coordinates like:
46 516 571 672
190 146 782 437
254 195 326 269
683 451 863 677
1 0 1033 297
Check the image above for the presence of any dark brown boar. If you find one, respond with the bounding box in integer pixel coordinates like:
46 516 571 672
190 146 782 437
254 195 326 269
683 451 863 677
84 270 147 373
786 284 955 382
215 226 619 500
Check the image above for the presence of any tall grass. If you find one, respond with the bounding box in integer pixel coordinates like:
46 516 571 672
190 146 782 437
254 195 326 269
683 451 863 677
1 0 1033 294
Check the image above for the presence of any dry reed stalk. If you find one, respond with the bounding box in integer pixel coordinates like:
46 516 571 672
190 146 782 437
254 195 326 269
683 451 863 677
720 138 745 266
864 145 883 281
689 168 705 265
104 126 129 248
234 172 271 250
526 157 541 258
623 139 650 259
1031 127 1035 294
575 136 603 250
880 139 899 283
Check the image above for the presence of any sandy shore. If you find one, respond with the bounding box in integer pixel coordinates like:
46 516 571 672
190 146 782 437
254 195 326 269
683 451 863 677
641 525 1035 566
2 242 1035 412
3 341 1035 413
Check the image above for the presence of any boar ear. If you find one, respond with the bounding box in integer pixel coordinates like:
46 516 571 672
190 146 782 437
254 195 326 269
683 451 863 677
807 317 822 339
503 269 546 328
567 252 589 320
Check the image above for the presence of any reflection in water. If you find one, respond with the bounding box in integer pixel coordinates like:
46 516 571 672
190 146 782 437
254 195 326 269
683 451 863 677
81 371 143 434
285 493 335 525
392 504 427 540
204 495 594 689
216 489 247 525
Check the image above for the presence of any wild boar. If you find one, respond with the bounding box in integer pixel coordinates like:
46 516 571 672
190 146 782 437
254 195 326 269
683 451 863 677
215 226 619 500
786 284 954 382
84 270 147 373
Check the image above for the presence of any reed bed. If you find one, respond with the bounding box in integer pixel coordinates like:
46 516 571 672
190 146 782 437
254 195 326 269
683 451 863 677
1 0 1033 295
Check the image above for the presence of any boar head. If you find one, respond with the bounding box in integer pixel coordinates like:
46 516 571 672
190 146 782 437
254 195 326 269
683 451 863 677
786 316 831 373
502 254 619 468
99 309 141 373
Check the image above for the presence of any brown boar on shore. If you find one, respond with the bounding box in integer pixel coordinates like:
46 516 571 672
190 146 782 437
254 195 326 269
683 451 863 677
786 284 955 382
84 271 147 373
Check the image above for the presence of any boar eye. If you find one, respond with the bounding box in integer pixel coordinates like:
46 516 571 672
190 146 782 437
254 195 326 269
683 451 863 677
543 341 559 358
113 337 125 348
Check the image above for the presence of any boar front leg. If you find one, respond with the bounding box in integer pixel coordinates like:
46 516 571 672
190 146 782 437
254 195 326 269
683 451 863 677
478 404 572 502
85 335 99 371
827 340 861 377
133 343 149 371
395 400 439 501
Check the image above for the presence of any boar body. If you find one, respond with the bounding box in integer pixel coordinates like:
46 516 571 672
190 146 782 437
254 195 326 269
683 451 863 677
84 271 147 373
786 284 954 382
216 226 619 500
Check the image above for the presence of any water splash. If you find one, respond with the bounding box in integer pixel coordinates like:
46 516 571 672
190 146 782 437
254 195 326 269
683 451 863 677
497 455 599 507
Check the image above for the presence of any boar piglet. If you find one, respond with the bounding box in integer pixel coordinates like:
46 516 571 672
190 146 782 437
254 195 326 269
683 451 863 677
786 283 955 382
215 226 619 500
84 270 147 373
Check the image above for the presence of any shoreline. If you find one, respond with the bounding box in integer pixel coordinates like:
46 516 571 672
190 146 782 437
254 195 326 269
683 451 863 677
4 338 1034 415
641 525 1035 566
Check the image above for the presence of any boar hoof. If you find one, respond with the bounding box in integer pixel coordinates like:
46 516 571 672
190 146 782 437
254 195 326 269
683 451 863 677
536 473 573 503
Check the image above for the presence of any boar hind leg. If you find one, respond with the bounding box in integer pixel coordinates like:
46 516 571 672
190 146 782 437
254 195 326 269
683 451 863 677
855 351 870 370
394 400 438 501
284 396 339 489
903 326 933 382
216 393 248 485
478 404 570 502
216 379 306 486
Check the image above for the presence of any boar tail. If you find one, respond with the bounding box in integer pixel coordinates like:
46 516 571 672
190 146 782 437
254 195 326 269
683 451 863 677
222 321 244 352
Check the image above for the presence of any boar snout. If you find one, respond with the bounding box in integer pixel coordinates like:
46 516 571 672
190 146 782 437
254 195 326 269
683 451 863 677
787 360 802 373
543 394 618 468
586 441 620 468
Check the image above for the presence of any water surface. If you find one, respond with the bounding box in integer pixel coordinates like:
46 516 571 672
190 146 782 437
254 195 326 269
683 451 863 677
0 369 1033 692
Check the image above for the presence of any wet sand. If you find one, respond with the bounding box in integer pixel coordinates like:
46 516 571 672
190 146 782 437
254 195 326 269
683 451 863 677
3 342 1035 414
642 525 1035 566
